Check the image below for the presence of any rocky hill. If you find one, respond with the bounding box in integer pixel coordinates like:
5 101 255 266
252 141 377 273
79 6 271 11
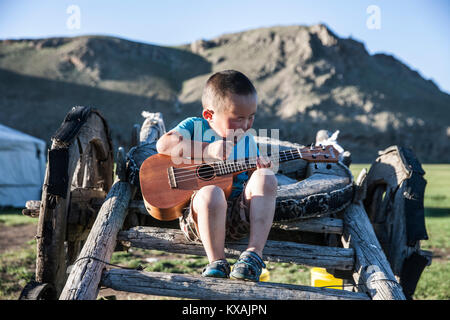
1 24 449 162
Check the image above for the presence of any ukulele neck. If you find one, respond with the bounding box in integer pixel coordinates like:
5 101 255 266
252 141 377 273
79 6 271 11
213 145 337 176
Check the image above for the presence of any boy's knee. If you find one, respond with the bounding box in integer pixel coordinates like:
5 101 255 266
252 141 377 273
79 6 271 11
249 168 278 196
194 185 227 212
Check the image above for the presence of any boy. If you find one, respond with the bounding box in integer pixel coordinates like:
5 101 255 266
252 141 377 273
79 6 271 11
156 70 277 281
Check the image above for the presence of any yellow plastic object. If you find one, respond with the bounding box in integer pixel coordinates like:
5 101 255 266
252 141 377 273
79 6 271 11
310 267 343 290
259 268 270 282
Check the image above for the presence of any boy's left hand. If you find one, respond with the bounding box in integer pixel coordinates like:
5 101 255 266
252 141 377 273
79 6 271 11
256 156 272 169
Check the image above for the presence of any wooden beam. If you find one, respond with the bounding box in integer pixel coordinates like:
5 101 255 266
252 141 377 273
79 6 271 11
341 203 406 300
59 181 134 300
130 201 343 234
100 269 370 300
273 217 343 234
118 226 355 270
25 198 345 236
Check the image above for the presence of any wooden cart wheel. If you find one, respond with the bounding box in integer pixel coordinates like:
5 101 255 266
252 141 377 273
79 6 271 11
18 281 56 300
33 106 114 299
363 146 431 299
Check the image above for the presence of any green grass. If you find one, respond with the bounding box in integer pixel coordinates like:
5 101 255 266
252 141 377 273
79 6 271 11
350 163 450 211
267 262 310 285
415 214 450 300
414 260 450 300
0 240 37 299
421 215 450 252
0 211 38 227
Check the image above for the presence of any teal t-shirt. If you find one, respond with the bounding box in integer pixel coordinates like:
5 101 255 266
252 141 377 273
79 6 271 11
171 117 259 199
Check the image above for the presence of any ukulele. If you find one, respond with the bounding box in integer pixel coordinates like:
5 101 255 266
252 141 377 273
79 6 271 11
139 145 339 221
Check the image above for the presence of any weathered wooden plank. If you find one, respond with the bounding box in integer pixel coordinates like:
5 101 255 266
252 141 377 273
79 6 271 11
129 201 344 235
24 200 41 210
118 226 354 270
139 111 166 145
59 181 133 300
274 174 353 221
277 174 350 201
22 200 40 217
100 269 370 300
273 217 343 234
26 197 344 236
341 203 406 300
275 173 298 186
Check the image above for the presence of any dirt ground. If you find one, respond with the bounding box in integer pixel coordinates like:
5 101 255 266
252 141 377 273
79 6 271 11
0 223 37 254
0 223 163 300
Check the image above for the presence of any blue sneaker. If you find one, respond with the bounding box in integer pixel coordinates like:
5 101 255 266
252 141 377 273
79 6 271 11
202 259 230 278
230 251 266 282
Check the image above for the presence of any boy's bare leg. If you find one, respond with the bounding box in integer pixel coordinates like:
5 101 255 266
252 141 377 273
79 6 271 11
244 168 277 258
192 185 228 263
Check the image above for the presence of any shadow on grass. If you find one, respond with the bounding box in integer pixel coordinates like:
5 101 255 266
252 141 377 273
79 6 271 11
0 207 23 215
425 207 450 217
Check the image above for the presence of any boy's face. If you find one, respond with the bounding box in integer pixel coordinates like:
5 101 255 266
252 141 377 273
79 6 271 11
203 93 257 138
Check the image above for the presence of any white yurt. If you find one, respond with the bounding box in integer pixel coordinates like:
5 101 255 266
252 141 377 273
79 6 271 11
0 124 46 207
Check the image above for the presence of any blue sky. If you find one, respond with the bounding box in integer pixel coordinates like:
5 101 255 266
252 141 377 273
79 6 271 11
0 0 449 93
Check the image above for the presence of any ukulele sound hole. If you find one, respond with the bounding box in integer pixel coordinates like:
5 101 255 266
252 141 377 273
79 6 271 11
196 164 215 180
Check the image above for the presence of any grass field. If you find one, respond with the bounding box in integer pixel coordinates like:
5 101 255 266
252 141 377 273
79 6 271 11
0 164 448 300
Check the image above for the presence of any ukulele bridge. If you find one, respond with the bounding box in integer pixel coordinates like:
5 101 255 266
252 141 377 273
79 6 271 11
167 166 178 189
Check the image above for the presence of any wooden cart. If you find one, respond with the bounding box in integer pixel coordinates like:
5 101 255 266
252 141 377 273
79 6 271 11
19 106 432 300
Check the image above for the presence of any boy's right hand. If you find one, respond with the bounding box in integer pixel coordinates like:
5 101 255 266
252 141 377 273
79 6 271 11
204 140 234 160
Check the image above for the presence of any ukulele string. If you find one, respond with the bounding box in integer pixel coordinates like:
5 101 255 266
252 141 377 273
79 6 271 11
166 146 335 184
167 147 319 179
170 148 335 183
171 152 308 184
171 154 291 183
172 151 298 178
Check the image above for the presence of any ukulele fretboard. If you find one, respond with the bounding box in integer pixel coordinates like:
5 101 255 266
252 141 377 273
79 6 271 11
213 146 336 176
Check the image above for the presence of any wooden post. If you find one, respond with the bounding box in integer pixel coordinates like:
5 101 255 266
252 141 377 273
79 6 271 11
59 180 133 300
341 202 406 300
35 140 80 295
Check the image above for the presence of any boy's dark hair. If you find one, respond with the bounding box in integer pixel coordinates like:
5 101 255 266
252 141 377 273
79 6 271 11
202 70 257 112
